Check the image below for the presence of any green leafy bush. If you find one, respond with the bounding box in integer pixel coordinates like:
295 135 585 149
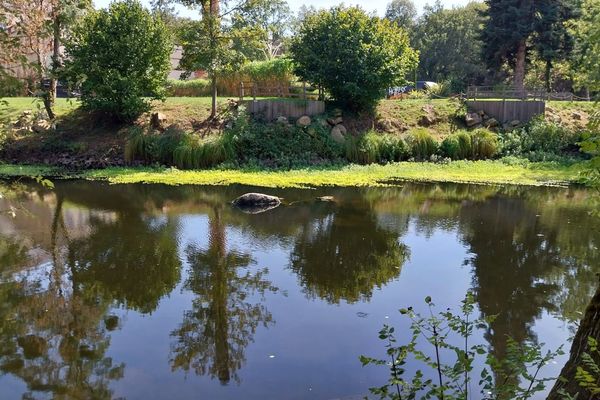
218 58 296 97
407 129 438 160
223 107 343 168
345 132 408 164
290 6 418 112
471 128 499 159
527 116 580 153
64 0 172 121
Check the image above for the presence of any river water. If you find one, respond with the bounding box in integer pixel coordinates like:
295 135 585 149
0 181 598 399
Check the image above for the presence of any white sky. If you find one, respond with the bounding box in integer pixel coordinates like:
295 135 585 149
93 0 474 18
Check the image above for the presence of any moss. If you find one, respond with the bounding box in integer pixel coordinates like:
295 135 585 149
0 160 587 189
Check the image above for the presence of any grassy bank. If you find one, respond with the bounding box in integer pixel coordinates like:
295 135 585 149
0 160 587 188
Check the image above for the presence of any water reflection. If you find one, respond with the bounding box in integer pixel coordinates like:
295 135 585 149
289 196 409 304
170 205 276 384
0 180 598 399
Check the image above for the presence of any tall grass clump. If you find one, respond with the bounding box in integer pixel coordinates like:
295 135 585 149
407 128 438 160
471 128 499 159
125 126 233 168
166 79 211 97
440 131 472 160
345 131 408 164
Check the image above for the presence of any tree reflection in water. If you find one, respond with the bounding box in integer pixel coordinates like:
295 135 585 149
289 198 409 304
170 206 277 384
0 193 125 399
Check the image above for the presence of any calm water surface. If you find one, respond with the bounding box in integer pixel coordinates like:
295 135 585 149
0 181 598 399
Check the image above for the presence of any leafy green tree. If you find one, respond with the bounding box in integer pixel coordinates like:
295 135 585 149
481 0 577 91
532 0 576 91
64 0 172 121
385 0 417 29
290 6 418 112
569 0 600 92
411 2 487 91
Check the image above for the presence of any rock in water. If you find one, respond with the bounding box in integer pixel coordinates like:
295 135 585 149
232 193 281 214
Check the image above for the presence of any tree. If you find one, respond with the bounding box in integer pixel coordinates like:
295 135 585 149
177 0 275 118
290 6 418 112
64 0 172 121
569 0 600 92
532 0 576 91
385 0 417 29
1 0 90 118
481 0 576 91
230 0 291 60
411 2 487 91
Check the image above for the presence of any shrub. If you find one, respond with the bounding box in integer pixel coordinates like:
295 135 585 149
471 128 499 159
440 131 472 160
290 6 418 112
407 129 438 160
166 79 211 97
346 132 408 164
64 0 172 121
527 116 580 153
218 58 295 96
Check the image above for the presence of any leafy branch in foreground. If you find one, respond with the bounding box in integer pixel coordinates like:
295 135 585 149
360 292 563 400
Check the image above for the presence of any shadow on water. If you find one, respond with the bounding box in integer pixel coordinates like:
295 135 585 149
0 180 598 398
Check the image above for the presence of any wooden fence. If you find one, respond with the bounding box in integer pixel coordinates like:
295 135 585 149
239 81 322 101
466 100 545 123
244 99 325 120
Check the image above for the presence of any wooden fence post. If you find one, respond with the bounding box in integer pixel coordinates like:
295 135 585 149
303 81 306 100
239 82 244 102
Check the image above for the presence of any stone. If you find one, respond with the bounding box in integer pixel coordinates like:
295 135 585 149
32 119 51 133
330 124 347 143
276 116 288 124
571 112 582 120
465 112 482 127
232 193 281 214
331 108 343 117
150 112 167 130
14 110 34 128
419 104 437 126
316 196 335 202
483 118 499 128
510 120 521 127
296 115 311 127
327 116 343 126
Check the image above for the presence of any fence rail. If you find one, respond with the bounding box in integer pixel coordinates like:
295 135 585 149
466 86 591 101
238 81 322 101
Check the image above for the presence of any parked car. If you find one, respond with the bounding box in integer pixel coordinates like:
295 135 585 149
388 81 439 97
41 79 81 98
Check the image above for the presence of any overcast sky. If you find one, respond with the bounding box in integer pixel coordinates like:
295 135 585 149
93 0 474 18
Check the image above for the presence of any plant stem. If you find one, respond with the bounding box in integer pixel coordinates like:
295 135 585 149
523 358 545 399
432 323 444 400
389 338 402 400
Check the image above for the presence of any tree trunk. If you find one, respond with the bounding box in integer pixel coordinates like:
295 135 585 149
211 74 217 118
545 60 552 93
50 17 60 107
547 278 600 399
513 39 527 94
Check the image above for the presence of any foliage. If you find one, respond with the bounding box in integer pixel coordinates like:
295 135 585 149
218 58 295 96
125 126 233 169
385 0 417 29
568 0 600 92
440 131 473 160
471 128 499 159
579 111 600 187
166 79 212 97
345 132 409 164
411 2 487 92
64 0 172 121
500 116 581 160
407 129 438 160
360 293 563 399
225 107 343 168
290 6 418 112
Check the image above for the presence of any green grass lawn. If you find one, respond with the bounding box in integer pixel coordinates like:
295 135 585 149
0 160 587 188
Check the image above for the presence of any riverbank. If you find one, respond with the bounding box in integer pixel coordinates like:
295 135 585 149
0 159 587 188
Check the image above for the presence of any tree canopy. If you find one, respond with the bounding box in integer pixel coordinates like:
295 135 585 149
64 0 172 121
290 6 418 112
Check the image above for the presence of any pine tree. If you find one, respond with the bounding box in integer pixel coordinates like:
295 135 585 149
481 0 575 91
